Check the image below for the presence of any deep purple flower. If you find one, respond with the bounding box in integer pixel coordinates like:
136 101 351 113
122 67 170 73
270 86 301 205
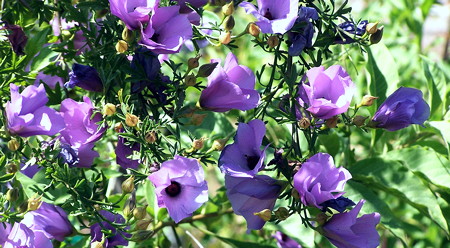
371 87 430 131
273 231 302 248
288 7 318 56
6 84 65 137
240 0 299 34
148 155 208 223
116 132 140 169
334 20 368 44
2 24 28 55
20 162 41 178
175 0 208 13
298 65 356 120
293 153 351 208
65 64 103 92
21 202 72 241
199 52 260 112
323 200 380 248
90 210 131 247
219 119 267 177
140 6 193 54
320 196 355 213
109 0 159 30
225 175 282 230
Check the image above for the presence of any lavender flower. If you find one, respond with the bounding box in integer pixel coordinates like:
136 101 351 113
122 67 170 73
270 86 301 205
288 7 318 56
240 0 299 34
2 223 35 248
116 131 140 169
148 155 208 223
35 70 64 89
219 119 267 177
65 64 103 92
90 210 131 247
322 200 380 248
334 20 368 44
109 0 159 30
6 84 65 137
225 175 282 230
371 87 430 131
293 153 351 208
0 222 11 245
140 6 193 54
298 65 356 120
273 231 302 248
199 52 260 112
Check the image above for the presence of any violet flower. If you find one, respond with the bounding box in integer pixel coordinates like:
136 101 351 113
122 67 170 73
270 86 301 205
288 7 318 56
293 153 352 208
90 210 131 247
140 6 193 54
116 131 140 169
199 52 260 112
2 223 52 248
320 196 355 213
219 119 267 177
225 175 282 230
240 0 299 34
371 87 430 131
6 84 65 137
109 0 159 30
322 200 380 248
20 163 41 178
175 0 208 13
0 222 11 245
273 231 302 248
35 70 64 89
334 20 368 44
65 64 103 92
298 65 356 120
148 155 208 223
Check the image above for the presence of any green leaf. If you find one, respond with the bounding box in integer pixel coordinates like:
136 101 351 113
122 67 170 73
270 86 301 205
0 173 15 183
24 26 51 63
429 121 450 156
421 56 448 120
214 235 275 248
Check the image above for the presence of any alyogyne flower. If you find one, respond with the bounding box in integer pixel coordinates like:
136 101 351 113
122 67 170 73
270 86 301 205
1 24 28 55
225 175 282 230
199 52 260 112
273 231 302 248
219 119 267 177
116 130 140 169
2 222 53 248
148 155 208 223
293 153 352 208
288 7 318 56
90 210 131 247
322 200 380 248
65 64 103 92
6 84 65 137
109 0 159 30
175 0 208 13
334 20 368 44
370 87 430 131
140 5 193 54
240 0 299 34
320 196 356 213
298 65 356 120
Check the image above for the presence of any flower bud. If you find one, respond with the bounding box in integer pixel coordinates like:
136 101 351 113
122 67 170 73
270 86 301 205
17 201 28 213
61 30 73 40
28 195 42 211
125 113 139 127
6 163 18 174
223 16 235 31
6 188 19 202
316 212 328 226
352 115 368 127
114 122 123 133
122 28 134 43
122 175 135 194
298 117 311 129
145 131 157 143
91 241 104 248
247 23 260 37
267 36 279 48
254 209 272 221
222 2 234 16
133 205 148 220
212 139 227 151
274 207 289 221
197 62 219 78
103 103 116 116
370 26 383 44
187 57 200 70
185 74 197 86
123 195 136 218
135 219 152 230
366 22 379 34
7 139 20 151
219 31 232 45
360 95 378 107
131 230 153 242
192 138 205 150
291 188 300 199
115 40 128 53
325 116 339 128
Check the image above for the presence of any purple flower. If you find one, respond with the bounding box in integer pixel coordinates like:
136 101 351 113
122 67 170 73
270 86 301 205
0 222 11 245
334 20 368 44
20 162 41 178
240 0 299 34
6 84 65 137
273 231 302 248
298 65 356 120
225 175 282 230
371 87 430 131
65 64 103 92
90 210 131 247
148 155 208 223
1 24 28 55
116 131 140 169
175 0 208 13
219 119 267 177
322 200 380 248
199 52 260 112
21 202 72 241
109 0 159 30
2 223 35 248
288 7 318 56
35 71 64 89
320 196 355 213
140 6 193 54
293 153 351 208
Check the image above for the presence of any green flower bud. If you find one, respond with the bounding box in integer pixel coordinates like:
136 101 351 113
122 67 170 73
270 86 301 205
8 139 20 151
122 175 135 194
133 205 148 220
6 188 19 202
197 62 219 78
370 26 384 44
223 16 235 31
222 2 234 16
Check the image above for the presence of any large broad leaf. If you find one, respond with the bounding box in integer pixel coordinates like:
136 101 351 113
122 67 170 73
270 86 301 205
429 121 450 156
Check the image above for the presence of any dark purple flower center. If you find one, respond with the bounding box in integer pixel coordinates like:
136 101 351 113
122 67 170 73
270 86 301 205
165 181 181 197
151 33 160 43
263 8 274 20
245 155 260 170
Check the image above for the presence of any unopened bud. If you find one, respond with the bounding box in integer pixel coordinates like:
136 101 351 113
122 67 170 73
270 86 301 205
222 2 234 16
6 188 19 202
28 195 42 211
352 115 368 127
115 40 128 53
122 28 134 43
145 131 157 143
17 201 28 213
132 230 153 242
223 16 235 31
6 163 18 174
135 219 152 230
114 122 123 133
91 241 104 248
325 116 339 128
274 207 289 221
267 36 279 48
133 205 148 220
185 74 196 86
103 103 116 116
370 26 383 44
123 195 136 218
247 23 260 37
291 188 300 199
8 139 20 151
299 117 311 129
366 22 379 34
197 62 218 77
316 212 328 226
122 175 135 194
219 31 232 45
61 30 72 40
125 113 139 127
360 95 378 107
212 139 227 151
187 57 200 70
192 138 205 150
254 209 272 221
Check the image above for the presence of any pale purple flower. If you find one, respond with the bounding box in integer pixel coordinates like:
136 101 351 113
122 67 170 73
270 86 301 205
219 119 267 177
6 84 65 137
66 64 103 92
0 222 11 245
35 71 64 89
90 210 131 247
3 223 35 248
199 52 260 112
116 131 140 169
240 0 299 34
148 155 208 223
273 231 302 248
109 0 159 30
298 65 356 120
293 153 351 208
225 175 282 230
323 200 380 248
140 6 193 54
371 87 430 131
20 163 41 178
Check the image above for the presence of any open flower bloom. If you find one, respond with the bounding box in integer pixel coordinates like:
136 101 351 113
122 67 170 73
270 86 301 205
109 0 159 30
219 119 267 177
240 0 299 34
293 153 352 208
371 87 430 131
90 210 131 247
6 84 65 137
298 65 356 120
148 155 208 223
225 175 282 230
199 52 260 112
288 7 318 56
65 64 103 92
140 5 193 54
273 231 302 248
116 130 140 169
2 222 53 248
322 200 381 248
